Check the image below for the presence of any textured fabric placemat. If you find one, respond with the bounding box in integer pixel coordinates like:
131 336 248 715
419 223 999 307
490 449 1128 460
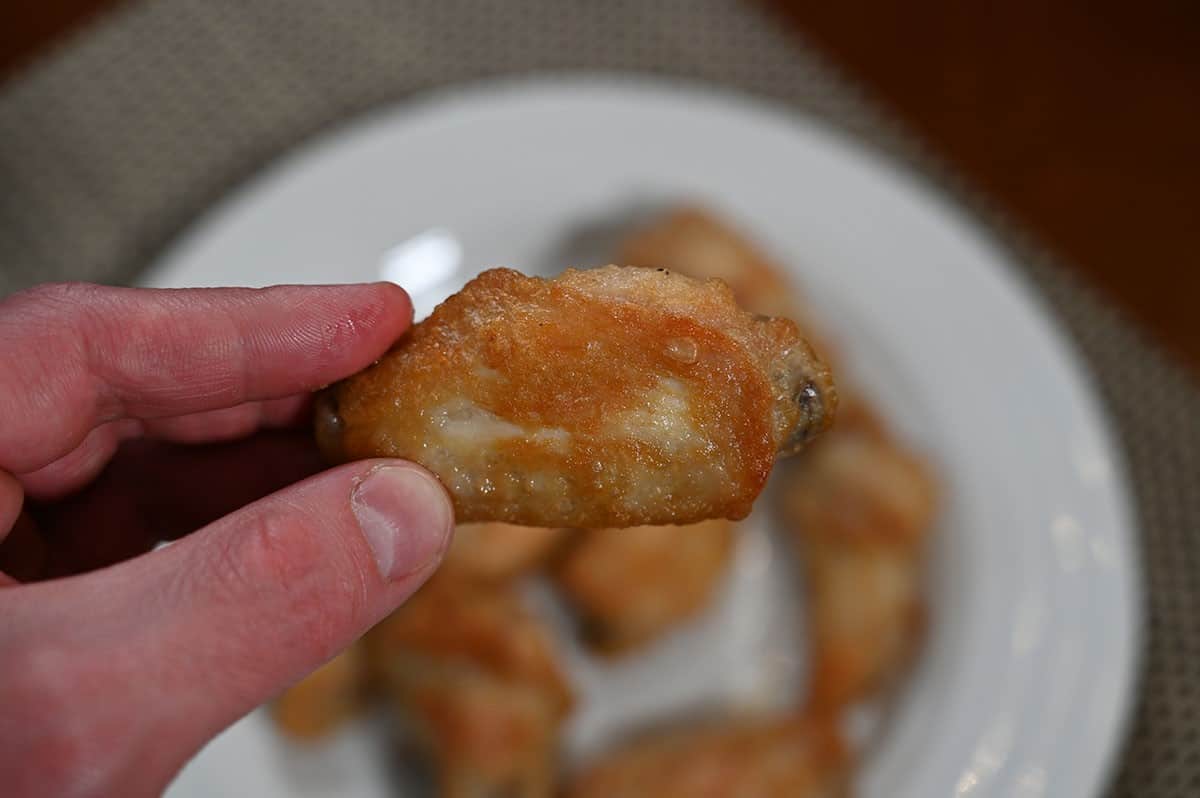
0 1 1196 794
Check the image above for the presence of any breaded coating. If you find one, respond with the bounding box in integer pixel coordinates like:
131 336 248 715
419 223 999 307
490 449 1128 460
317 266 835 527
443 523 567 582
567 716 850 798
554 520 737 654
271 645 363 740
781 406 937 711
368 576 572 798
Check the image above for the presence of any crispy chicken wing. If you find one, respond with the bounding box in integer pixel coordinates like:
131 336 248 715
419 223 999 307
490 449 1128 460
368 575 572 798
316 266 835 527
554 520 736 654
443 523 567 582
271 644 364 740
781 407 937 711
567 716 849 798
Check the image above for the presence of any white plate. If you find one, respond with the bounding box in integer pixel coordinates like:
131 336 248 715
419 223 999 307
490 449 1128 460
150 78 1140 798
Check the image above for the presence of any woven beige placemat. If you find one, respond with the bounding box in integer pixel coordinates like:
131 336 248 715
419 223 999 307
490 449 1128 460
0 1 1196 794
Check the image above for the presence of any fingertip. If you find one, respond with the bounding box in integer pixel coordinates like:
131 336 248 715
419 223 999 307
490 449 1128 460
299 282 413 376
366 281 414 341
336 281 413 337
371 281 414 324
350 460 454 583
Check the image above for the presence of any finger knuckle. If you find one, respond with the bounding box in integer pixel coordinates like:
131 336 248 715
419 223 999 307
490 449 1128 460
7 284 114 345
215 508 369 640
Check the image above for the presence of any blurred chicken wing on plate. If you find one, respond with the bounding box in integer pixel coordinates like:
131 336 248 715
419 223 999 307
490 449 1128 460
271 645 364 741
567 715 849 798
782 405 937 712
554 520 736 654
442 523 566 582
621 207 809 327
367 575 572 798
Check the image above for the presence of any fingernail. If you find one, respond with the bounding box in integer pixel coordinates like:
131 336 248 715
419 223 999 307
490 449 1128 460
351 464 453 580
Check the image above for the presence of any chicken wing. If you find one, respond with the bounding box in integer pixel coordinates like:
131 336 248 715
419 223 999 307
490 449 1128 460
567 716 849 798
317 266 836 527
368 575 572 798
554 519 736 654
781 406 937 712
271 644 364 741
443 523 567 582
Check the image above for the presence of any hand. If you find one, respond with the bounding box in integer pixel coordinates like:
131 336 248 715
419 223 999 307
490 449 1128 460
0 283 454 797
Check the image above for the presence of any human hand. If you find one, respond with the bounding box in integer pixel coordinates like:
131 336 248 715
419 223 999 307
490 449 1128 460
0 283 454 797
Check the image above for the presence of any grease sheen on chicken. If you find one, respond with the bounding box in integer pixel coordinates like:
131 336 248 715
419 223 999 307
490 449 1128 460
317 266 835 527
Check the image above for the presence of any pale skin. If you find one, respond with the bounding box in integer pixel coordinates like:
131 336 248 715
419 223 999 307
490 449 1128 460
0 282 456 798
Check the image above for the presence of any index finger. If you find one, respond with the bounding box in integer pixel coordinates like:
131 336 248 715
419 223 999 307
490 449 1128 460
0 282 411 474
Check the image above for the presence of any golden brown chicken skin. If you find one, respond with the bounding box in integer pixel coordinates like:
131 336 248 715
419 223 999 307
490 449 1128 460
555 519 736 654
442 523 567 582
317 266 835 527
367 575 572 798
781 406 937 712
567 716 849 798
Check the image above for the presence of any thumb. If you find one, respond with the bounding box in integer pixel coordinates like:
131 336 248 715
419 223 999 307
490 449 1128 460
0 459 453 797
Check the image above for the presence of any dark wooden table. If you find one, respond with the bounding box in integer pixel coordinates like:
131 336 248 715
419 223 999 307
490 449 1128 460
5 0 1199 370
